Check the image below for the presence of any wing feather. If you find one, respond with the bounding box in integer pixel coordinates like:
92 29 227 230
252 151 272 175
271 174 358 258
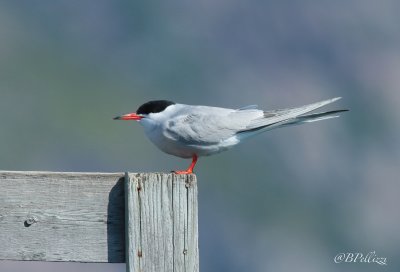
163 106 262 145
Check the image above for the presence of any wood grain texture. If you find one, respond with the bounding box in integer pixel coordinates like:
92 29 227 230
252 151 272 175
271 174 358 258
125 173 199 272
0 171 125 262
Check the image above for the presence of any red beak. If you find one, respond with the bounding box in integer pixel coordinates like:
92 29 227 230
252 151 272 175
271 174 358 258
113 113 143 121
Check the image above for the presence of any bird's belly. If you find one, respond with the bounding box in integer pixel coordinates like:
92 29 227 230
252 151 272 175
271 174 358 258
145 130 239 158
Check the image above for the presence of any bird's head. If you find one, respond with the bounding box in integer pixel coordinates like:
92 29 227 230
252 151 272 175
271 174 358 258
113 100 176 122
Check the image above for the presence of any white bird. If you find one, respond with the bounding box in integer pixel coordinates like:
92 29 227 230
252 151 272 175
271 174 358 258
114 97 347 174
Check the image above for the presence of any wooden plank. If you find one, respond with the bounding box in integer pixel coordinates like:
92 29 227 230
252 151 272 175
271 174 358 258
125 173 199 272
0 171 125 262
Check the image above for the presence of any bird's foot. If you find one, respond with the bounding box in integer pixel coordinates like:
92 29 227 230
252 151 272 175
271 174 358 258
173 169 193 175
172 155 198 175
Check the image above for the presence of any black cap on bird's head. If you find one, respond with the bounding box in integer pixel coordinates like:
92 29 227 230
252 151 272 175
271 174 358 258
114 100 175 120
136 100 175 115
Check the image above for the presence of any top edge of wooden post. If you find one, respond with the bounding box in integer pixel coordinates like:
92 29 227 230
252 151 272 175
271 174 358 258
124 172 196 177
0 170 196 177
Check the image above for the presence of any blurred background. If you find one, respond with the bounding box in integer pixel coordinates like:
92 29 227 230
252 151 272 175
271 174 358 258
1 0 399 271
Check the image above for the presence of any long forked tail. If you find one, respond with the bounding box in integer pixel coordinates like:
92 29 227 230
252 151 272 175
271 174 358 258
239 97 348 134
277 109 349 128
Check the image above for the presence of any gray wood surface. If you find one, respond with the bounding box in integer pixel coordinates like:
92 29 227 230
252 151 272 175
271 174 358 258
0 171 125 262
125 173 199 272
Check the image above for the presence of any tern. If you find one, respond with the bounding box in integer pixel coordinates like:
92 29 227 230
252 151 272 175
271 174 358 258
114 97 347 174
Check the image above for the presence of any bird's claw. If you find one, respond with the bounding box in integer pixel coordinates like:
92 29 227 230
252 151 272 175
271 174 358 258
171 155 197 175
173 170 193 175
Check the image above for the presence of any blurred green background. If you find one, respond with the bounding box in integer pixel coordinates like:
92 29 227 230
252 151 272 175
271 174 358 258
1 1 399 271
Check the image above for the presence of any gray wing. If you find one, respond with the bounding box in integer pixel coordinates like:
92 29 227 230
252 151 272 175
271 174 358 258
163 106 263 145
163 97 344 144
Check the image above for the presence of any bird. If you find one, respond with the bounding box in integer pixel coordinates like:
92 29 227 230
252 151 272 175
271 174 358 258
114 97 347 174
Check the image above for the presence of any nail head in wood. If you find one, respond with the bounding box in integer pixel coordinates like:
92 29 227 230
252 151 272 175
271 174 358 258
24 216 38 227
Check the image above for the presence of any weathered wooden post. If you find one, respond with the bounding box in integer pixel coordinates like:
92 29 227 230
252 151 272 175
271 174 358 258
0 171 199 272
125 173 199 272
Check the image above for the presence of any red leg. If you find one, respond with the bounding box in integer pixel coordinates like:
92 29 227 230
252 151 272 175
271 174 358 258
174 155 198 174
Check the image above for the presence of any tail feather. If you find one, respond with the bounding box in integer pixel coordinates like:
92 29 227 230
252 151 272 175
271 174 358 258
279 109 349 127
237 98 347 136
247 97 342 130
